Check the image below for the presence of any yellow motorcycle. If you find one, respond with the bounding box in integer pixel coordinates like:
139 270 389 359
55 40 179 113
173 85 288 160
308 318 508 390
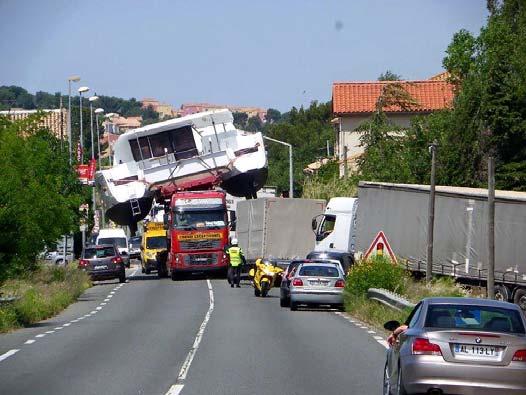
249 258 284 297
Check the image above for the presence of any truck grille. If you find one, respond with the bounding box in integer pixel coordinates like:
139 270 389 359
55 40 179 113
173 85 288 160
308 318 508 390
184 254 218 265
179 239 222 251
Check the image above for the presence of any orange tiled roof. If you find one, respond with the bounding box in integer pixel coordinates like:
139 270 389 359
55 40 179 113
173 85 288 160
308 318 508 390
332 80 454 115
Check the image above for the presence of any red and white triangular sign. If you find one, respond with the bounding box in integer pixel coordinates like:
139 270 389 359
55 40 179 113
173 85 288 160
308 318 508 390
364 231 397 263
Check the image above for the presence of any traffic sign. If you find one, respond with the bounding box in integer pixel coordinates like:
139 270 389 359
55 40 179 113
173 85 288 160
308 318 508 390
364 231 397 262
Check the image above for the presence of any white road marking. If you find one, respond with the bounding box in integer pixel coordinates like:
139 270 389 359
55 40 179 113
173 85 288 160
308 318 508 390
63 323 71 327
35 334 46 338
45 330 55 334
176 279 215 382
55 327 63 330
71 319 79 323
101 303 106 306
378 340 389 349
96 306 102 310
24 340 35 345
90 310 97 314
368 330 376 334
0 349 19 363
104 298 110 302
335 311 390 350
166 384 185 395
374 336 384 341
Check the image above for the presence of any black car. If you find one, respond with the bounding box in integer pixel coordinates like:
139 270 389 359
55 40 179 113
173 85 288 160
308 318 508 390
79 244 126 283
306 250 354 275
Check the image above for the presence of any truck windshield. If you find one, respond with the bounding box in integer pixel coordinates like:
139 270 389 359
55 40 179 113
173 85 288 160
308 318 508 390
146 236 167 249
173 210 226 230
98 237 127 248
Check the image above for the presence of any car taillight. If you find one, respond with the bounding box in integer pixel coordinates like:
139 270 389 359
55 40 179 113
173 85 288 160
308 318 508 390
513 350 526 362
112 257 123 264
79 259 89 267
335 279 345 288
292 278 303 287
412 338 442 356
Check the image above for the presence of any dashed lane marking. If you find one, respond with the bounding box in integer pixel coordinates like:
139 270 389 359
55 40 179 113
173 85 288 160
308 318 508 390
35 334 46 338
0 349 19 363
24 340 35 345
334 311 389 349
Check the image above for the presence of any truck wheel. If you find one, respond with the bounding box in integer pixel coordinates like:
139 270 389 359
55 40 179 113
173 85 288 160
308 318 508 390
513 288 526 312
494 284 510 302
290 302 298 311
145 267 151 275
171 270 178 281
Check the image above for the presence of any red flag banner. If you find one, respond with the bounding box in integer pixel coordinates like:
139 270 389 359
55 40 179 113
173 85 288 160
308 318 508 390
77 159 97 185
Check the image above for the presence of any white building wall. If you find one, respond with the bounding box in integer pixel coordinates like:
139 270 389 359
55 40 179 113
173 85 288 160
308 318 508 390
336 113 414 177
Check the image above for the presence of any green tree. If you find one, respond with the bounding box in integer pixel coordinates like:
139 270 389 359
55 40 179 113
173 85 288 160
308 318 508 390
233 112 248 129
378 70 402 81
0 114 84 280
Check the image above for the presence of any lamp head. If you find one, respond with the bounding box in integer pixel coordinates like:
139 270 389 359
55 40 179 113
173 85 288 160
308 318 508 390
78 86 90 94
89 95 99 102
95 108 104 114
68 75 81 82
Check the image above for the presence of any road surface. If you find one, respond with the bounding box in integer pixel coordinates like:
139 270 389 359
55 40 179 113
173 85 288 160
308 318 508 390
0 265 387 394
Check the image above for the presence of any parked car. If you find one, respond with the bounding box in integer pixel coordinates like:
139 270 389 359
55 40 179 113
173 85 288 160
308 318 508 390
79 244 126 283
128 236 141 260
42 250 74 265
288 262 345 311
306 250 354 275
383 297 526 395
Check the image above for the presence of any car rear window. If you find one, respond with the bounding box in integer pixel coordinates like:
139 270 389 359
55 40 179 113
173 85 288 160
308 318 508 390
298 266 340 277
84 247 115 259
425 304 525 334
98 237 127 248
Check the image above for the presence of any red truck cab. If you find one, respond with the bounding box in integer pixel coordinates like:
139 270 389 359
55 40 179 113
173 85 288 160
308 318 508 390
167 190 229 279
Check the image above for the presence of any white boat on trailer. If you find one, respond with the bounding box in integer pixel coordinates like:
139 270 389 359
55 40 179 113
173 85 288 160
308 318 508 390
96 109 267 226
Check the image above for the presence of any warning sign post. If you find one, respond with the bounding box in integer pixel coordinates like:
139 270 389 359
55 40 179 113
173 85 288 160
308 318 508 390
364 231 397 263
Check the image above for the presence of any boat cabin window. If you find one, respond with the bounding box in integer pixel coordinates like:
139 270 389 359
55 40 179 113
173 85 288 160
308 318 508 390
129 125 198 161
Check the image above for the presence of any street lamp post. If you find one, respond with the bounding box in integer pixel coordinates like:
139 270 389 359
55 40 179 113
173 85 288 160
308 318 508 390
105 113 119 167
78 86 90 163
67 76 80 165
95 108 104 169
88 95 99 233
95 108 105 228
263 136 294 198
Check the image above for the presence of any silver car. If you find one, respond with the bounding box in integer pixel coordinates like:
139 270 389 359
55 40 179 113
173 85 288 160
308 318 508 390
288 262 345 311
383 297 526 395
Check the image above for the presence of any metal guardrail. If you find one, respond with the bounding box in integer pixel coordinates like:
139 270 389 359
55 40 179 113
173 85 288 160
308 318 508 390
0 296 20 305
367 288 415 311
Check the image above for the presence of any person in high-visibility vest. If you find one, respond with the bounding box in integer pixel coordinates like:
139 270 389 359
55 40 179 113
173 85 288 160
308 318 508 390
225 238 246 288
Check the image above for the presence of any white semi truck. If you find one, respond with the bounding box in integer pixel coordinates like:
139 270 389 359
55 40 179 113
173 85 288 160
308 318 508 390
312 181 526 310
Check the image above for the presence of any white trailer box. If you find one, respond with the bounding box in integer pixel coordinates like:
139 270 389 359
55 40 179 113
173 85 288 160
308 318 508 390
237 198 326 262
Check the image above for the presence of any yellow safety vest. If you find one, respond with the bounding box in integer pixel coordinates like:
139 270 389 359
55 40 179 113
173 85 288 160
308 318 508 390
228 247 242 267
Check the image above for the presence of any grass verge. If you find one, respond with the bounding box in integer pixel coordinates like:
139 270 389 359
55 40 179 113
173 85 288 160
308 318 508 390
0 264 91 333
344 263 469 334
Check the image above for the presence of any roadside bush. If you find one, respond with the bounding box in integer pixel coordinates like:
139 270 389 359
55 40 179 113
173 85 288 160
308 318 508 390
0 265 90 332
345 255 407 297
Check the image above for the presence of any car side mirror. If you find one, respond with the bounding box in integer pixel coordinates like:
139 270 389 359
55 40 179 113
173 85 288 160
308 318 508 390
384 320 401 332
311 218 317 231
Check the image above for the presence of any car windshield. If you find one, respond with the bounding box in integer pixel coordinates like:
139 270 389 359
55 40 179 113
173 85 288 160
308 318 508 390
298 266 340 277
129 237 141 247
98 237 127 248
146 236 167 249
425 304 526 334
84 247 115 259
173 210 226 230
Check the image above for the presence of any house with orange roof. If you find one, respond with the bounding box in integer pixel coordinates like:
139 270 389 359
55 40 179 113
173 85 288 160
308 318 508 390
331 74 454 175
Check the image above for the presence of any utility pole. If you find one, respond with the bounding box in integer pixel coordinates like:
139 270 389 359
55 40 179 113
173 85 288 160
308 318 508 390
263 136 293 198
487 156 495 299
426 140 438 283
343 146 348 178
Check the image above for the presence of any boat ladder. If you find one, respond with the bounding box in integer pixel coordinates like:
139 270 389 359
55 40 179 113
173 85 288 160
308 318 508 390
130 198 141 216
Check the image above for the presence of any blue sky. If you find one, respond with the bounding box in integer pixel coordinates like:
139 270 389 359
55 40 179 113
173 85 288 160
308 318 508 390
0 0 487 111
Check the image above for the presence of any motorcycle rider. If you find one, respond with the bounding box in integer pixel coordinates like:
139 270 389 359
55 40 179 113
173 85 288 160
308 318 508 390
225 238 245 288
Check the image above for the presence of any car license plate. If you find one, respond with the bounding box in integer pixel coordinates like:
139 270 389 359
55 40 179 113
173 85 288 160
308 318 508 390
94 265 107 270
454 344 500 357
309 280 329 286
